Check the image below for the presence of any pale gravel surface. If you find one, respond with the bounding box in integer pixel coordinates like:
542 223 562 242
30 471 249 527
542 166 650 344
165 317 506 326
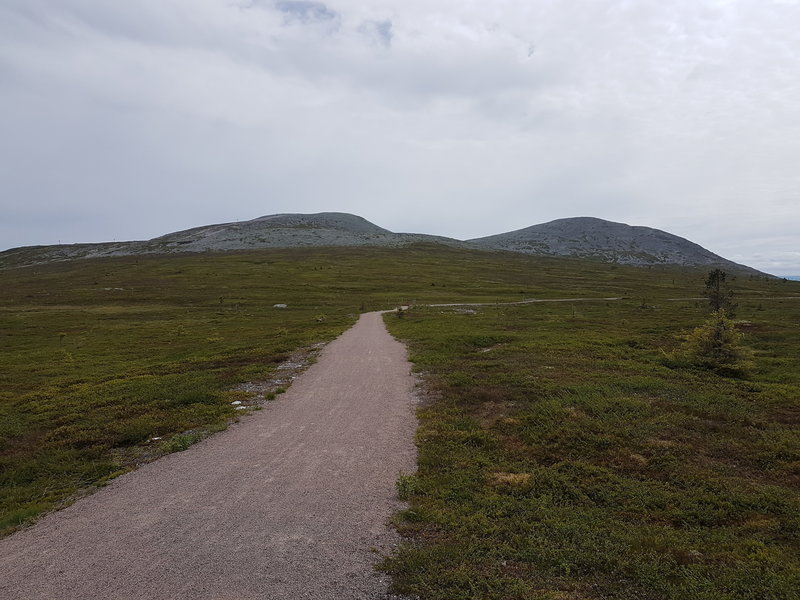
0 311 417 600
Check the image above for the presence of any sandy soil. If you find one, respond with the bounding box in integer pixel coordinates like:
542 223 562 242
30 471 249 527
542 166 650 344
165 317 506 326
0 311 417 600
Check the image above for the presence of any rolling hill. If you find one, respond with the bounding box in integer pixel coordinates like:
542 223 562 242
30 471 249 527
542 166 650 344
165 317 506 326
0 212 465 269
0 213 762 274
469 216 758 273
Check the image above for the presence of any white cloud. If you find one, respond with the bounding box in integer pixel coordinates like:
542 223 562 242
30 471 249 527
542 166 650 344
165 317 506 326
1 0 798 272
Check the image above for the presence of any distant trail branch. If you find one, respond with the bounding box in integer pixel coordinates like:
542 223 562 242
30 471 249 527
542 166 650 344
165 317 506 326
423 297 625 308
416 296 800 309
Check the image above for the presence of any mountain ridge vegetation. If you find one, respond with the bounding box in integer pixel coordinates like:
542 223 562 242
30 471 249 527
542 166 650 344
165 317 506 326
1 212 764 275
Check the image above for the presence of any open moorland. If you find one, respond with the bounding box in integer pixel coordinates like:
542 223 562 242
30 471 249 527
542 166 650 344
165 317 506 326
2 244 799 599
381 266 800 599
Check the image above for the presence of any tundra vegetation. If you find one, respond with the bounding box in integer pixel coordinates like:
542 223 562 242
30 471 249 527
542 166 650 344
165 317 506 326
1 245 798 599
382 269 800 599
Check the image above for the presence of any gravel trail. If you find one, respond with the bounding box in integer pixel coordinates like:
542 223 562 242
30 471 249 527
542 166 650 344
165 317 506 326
0 311 417 600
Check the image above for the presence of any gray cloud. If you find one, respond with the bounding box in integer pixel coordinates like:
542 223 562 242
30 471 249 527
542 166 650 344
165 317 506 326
274 1 339 26
358 19 392 48
1 0 799 274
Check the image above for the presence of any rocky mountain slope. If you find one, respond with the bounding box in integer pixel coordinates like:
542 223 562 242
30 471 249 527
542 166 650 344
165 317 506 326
0 213 465 269
1 213 761 274
469 217 758 273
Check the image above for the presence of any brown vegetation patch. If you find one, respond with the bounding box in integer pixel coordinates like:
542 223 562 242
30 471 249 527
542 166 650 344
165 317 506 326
487 472 532 487
475 399 517 428
564 406 586 418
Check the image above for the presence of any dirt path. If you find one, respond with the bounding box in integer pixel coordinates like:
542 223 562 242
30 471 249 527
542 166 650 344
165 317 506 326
0 312 417 600
426 296 624 307
424 295 800 308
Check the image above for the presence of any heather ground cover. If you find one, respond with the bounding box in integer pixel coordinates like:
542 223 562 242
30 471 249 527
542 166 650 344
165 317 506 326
2 244 798 600
383 275 800 599
2 244 656 534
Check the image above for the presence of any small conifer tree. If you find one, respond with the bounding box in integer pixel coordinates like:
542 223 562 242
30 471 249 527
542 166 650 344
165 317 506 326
704 269 736 315
681 310 751 376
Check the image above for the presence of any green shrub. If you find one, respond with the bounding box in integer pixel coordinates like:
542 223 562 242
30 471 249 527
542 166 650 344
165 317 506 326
681 310 752 376
161 432 203 453
396 472 420 500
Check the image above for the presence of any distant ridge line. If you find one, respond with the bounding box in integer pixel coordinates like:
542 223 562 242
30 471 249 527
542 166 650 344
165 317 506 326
468 216 760 275
0 212 766 275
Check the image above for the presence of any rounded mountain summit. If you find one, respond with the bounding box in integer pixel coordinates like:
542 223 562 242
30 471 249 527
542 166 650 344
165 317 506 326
0 213 763 274
468 216 753 271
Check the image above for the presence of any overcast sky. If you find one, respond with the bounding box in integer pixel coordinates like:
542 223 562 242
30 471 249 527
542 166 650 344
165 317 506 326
1 1 798 273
